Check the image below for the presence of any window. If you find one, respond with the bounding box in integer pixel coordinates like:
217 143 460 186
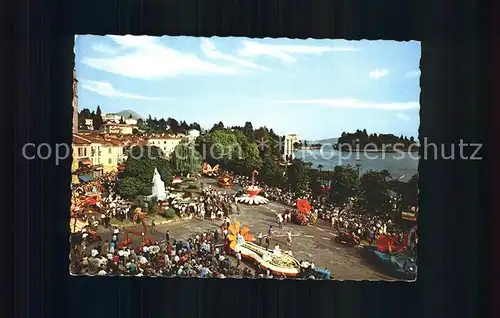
84 148 87 157
108 158 112 164
108 148 112 154
164 141 166 144
78 148 82 157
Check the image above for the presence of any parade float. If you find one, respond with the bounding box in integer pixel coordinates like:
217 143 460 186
234 170 269 205
201 162 220 177
226 219 302 277
364 225 418 280
291 199 318 225
217 173 234 188
117 208 153 249
172 176 183 185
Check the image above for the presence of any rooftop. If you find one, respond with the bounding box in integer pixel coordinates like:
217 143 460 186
73 134 92 145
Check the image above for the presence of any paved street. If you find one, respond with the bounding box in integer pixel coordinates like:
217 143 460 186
97 178 394 280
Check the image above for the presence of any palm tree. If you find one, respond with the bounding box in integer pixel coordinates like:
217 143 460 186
318 164 323 172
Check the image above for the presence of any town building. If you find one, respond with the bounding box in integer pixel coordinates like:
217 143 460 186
71 134 103 183
101 113 122 123
187 129 200 140
125 118 138 125
283 133 300 161
147 134 184 158
103 123 135 135
83 118 94 130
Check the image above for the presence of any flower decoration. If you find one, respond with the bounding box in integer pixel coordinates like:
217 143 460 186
296 199 312 214
227 219 254 250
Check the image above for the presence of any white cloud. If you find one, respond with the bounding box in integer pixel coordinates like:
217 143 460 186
92 44 121 54
200 39 266 70
275 98 419 110
404 70 421 78
395 113 412 121
81 80 165 101
236 40 359 63
82 35 240 79
369 68 389 79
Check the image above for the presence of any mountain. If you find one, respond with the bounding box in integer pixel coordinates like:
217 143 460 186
114 109 143 119
307 137 339 145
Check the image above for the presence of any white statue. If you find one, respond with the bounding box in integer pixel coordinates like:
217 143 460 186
151 168 166 201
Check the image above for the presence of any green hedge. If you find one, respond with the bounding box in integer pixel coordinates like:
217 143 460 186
163 208 176 219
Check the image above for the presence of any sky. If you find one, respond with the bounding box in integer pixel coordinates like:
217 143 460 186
74 35 421 141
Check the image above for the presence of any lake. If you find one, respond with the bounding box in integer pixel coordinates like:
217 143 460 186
294 148 419 181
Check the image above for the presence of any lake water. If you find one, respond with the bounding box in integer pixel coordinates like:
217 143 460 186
294 149 419 181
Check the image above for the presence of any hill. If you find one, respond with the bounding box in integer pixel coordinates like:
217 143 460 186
114 109 143 119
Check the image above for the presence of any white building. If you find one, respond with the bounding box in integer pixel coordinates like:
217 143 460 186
102 113 122 123
103 123 134 135
283 134 300 160
186 129 200 142
83 118 94 130
125 118 138 125
147 135 184 158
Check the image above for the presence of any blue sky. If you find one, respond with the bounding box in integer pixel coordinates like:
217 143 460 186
75 35 420 140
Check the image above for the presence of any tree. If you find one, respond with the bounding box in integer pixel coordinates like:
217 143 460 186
308 168 323 197
241 142 262 175
128 114 133 119
260 153 284 186
179 120 190 132
196 129 237 167
119 116 125 124
167 117 180 133
210 121 225 133
404 173 419 207
242 121 254 140
116 145 173 198
158 118 167 131
329 165 360 213
286 160 309 195
189 122 202 131
93 106 103 130
78 108 92 127
359 170 392 215
170 142 203 176
116 177 141 198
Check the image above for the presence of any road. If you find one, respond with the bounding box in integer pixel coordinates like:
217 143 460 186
97 178 394 280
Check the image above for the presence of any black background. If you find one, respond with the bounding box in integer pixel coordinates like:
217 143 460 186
8 0 489 317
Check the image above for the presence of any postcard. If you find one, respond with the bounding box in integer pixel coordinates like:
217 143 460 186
70 35 419 280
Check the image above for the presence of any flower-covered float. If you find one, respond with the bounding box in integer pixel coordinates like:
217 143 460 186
364 225 418 280
201 162 219 177
292 199 318 225
226 219 302 277
235 170 269 205
217 173 234 189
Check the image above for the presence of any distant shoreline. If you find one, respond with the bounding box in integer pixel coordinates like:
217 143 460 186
298 146 322 150
296 148 420 153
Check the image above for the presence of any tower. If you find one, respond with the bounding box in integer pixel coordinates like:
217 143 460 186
283 134 299 161
72 69 79 133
